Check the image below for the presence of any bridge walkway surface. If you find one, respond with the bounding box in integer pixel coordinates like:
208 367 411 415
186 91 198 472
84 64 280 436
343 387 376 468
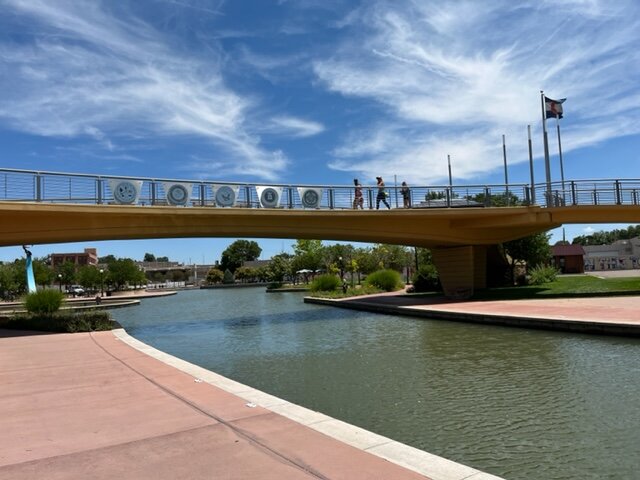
0 329 502 480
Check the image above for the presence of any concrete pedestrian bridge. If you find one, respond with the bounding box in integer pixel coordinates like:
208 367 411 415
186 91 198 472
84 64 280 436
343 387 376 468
2 168 639 297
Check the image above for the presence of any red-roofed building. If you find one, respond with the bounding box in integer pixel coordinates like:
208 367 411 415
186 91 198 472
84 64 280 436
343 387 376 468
551 244 585 273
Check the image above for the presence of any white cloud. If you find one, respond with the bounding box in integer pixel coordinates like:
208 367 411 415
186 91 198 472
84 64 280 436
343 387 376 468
313 0 640 184
583 226 595 233
266 116 325 138
0 0 288 180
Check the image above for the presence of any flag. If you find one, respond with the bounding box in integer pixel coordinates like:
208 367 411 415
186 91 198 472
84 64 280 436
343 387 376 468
545 96 566 119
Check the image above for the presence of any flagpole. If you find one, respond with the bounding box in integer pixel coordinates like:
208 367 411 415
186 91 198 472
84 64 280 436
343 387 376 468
527 125 535 204
502 134 510 205
540 90 552 206
556 115 565 197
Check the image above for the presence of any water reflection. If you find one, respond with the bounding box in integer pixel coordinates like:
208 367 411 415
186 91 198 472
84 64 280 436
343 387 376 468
112 288 640 480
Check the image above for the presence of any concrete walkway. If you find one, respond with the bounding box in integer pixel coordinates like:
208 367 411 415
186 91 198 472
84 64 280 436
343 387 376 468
306 292 640 336
0 329 501 480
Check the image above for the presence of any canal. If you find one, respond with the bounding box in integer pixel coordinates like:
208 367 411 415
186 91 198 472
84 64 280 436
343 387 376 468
111 288 640 480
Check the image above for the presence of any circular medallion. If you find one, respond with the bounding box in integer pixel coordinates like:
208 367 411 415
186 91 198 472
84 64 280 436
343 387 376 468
113 181 138 204
167 184 189 205
215 186 236 207
260 187 279 208
301 189 320 208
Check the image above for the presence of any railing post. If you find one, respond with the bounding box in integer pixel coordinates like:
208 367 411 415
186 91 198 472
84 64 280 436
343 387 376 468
615 180 622 205
571 181 576 205
150 181 156 205
199 184 206 206
592 188 598 205
329 189 334 209
35 173 42 202
484 187 491 207
367 188 373 209
288 187 293 209
524 186 531 205
446 187 451 207
96 177 103 204
633 189 638 206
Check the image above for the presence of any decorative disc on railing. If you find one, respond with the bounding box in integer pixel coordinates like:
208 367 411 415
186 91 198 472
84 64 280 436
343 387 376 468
109 179 142 204
297 187 323 209
257 186 282 208
163 182 192 206
213 185 238 207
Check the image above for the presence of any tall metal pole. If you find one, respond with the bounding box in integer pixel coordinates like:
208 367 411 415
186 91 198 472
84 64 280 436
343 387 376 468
556 117 565 195
502 134 510 205
527 125 535 204
541 90 552 206
447 155 452 187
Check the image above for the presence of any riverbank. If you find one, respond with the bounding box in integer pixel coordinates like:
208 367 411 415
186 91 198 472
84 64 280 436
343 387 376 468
305 291 640 336
0 328 501 480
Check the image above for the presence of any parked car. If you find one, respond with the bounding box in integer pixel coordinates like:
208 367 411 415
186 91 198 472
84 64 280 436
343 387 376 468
67 285 85 295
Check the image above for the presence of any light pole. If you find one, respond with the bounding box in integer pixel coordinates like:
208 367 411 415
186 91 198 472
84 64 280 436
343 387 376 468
99 269 104 296
57 273 62 292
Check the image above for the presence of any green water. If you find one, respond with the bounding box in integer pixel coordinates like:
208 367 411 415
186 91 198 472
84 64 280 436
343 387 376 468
111 288 640 479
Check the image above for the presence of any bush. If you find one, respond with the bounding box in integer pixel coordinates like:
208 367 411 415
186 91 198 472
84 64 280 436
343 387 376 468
412 264 441 292
310 274 340 292
24 289 65 315
364 269 404 292
528 265 559 285
3 311 116 333
223 269 235 284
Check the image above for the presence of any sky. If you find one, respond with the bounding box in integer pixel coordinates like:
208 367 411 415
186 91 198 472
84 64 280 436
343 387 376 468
1 0 639 264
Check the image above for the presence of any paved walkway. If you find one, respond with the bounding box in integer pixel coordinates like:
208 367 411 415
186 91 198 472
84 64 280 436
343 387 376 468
0 329 500 480
307 291 640 336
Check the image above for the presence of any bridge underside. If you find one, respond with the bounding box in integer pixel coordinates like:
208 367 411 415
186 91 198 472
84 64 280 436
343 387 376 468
2 202 639 298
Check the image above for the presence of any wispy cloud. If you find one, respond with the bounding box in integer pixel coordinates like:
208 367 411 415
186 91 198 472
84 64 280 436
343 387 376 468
0 0 287 179
314 0 640 183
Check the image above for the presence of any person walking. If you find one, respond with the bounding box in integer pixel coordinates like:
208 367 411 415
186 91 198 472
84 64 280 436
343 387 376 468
376 176 390 209
401 181 411 208
353 179 364 209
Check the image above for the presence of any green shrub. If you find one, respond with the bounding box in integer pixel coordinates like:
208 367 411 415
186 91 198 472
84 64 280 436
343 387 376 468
529 265 559 285
223 269 235 284
364 269 404 292
310 274 340 292
4 311 116 333
24 289 65 315
309 284 382 298
412 264 441 292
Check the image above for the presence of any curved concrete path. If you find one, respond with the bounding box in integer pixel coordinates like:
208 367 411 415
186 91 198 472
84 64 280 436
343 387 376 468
0 329 501 480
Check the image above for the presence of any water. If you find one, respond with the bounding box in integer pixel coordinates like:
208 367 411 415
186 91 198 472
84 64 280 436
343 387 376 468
112 288 640 479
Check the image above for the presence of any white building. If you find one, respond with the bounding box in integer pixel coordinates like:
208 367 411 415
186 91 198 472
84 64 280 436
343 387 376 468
583 237 640 271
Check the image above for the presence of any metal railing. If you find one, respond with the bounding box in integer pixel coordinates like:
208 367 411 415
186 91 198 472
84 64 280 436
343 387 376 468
0 168 638 210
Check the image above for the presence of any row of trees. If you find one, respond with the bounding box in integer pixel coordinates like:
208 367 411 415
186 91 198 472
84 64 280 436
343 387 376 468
207 231 553 288
0 257 147 300
572 225 640 246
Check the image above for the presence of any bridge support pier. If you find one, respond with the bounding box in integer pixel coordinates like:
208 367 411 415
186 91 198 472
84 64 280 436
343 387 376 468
431 245 488 299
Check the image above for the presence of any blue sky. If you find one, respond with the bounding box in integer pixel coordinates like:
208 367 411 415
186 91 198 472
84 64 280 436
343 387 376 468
1 0 639 264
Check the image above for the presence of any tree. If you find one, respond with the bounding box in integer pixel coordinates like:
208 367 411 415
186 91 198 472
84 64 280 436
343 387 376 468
156 256 169 262
33 258 54 288
77 265 101 291
106 258 140 290
370 244 410 272
220 240 262 272
265 253 292 284
235 266 259 283
503 232 552 282
99 254 116 264
56 261 77 289
143 253 156 262
291 239 324 273
206 268 224 284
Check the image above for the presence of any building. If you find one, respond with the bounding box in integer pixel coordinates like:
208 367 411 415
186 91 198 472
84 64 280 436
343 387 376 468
583 238 640 271
50 248 98 268
551 244 585 274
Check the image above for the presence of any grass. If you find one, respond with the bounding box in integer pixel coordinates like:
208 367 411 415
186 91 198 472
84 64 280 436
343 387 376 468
308 284 385 299
473 275 640 301
403 275 640 301
1 311 118 333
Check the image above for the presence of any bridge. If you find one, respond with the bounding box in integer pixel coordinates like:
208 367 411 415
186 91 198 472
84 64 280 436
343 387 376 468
1 168 639 297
